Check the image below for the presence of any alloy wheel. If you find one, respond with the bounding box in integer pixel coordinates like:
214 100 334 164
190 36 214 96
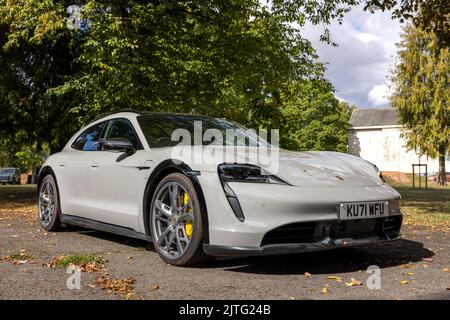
39 179 55 227
152 181 194 259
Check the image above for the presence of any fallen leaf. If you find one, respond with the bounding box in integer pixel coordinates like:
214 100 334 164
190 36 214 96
401 263 416 269
327 276 342 282
406 272 414 276
345 278 362 287
399 280 409 285
422 258 433 262
304 272 312 277
321 285 329 294
124 292 139 300
443 268 449 273
422 264 429 268
96 275 136 298
149 284 160 291
16 260 28 265
87 284 96 288
127 256 133 260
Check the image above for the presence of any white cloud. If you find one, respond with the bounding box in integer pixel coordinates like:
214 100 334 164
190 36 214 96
301 4 402 108
356 32 379 44
368 84 389 106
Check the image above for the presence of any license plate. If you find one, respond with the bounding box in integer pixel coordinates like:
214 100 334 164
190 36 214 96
339 201 388 220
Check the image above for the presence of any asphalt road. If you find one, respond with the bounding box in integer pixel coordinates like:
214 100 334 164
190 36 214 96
0 203 449 300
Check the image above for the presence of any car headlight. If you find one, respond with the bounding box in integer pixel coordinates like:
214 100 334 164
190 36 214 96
217 164 288 222
217 164 288 184
389 199 401 214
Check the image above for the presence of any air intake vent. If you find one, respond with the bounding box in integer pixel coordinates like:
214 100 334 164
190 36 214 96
383 215 402 239
261 222 317 246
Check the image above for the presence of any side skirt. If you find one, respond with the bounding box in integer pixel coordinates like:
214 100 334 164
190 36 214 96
60 214 150 242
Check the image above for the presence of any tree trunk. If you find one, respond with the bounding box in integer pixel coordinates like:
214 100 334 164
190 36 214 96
438 154 446 186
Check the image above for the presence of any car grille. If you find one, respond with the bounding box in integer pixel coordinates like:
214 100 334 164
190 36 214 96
261 216 402 246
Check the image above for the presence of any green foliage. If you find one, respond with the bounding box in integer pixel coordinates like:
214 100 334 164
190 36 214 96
52 253 105 268
280 80 352 152
0 0 354 157
14 142 49 173
362 0 449 47
7 252 31 261
390 25 449 184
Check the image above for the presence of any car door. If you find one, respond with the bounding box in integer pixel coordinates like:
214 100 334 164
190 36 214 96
56 120 107 216
85 118 144 230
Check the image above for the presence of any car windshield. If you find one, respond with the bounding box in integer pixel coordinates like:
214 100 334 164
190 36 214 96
137 114 270 148
0 168 15 174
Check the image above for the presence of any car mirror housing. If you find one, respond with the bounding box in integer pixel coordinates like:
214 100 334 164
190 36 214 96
101 138 136 161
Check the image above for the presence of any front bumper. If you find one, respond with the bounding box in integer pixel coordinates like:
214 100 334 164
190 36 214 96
198 172 402 248
203 233 401 257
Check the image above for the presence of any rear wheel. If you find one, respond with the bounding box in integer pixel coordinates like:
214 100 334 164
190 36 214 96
38 174 62 231
149 173 206 266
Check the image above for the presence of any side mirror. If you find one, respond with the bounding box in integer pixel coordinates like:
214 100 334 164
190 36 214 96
101 138 135 154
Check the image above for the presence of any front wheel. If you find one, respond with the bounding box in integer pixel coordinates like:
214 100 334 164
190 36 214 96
38 174 62 231
149 173 206 266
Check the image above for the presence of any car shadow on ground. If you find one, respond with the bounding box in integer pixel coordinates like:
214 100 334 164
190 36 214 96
66 226 432 275
63 226 152 249
210 239 433 275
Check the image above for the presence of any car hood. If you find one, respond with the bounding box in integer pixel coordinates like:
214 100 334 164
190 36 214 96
165 146 383 187
270 150 382 187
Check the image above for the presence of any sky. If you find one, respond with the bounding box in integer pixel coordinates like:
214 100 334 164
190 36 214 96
301 5 403 109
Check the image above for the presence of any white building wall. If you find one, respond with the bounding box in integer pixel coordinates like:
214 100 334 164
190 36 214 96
348 126 449 174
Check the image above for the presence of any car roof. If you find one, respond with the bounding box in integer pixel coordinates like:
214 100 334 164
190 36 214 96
105 109 217 118
95 109 224 123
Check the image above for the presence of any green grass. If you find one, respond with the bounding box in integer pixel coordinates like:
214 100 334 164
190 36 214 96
7 252 31 261
0 185 37 205
52 253 105 268
390 184 450 228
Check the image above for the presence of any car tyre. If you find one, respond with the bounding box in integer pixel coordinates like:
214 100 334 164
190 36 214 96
38 174 62 231
149 173 207 266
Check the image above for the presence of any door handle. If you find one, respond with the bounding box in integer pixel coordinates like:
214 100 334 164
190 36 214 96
90 164 100 168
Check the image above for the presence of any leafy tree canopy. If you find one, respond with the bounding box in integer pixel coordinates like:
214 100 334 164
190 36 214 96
1 0 357 159
363 0 449 47
390 25 449 185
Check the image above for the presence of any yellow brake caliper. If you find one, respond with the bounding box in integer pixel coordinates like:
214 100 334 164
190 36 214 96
183 192 193 239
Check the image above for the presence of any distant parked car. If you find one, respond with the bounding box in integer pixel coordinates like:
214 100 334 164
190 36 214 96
427 172 450 182
0 167 21 185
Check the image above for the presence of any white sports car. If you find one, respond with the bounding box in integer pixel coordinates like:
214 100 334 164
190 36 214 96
38 110 402 266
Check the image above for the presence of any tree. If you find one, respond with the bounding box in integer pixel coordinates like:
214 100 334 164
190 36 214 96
280 79 352 152
363 0 449 47
0 0 356 155
390 25 449 185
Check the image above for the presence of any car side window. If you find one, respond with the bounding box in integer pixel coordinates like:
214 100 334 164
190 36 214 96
103 119 141 149
72 121 106 151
